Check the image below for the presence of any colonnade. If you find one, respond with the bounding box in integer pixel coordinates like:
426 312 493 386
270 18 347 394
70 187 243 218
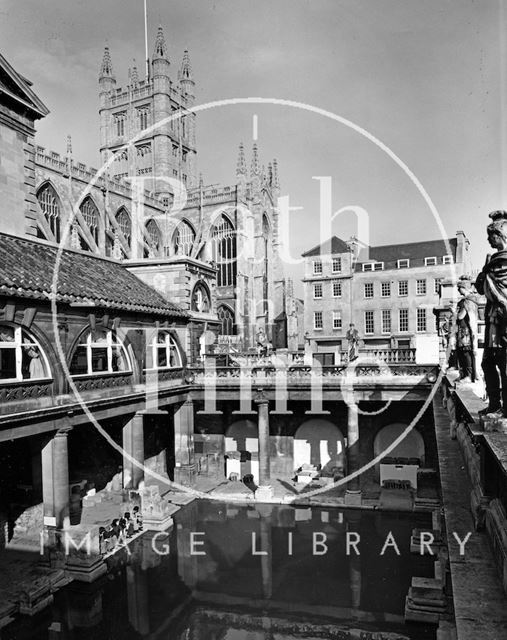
40 398 363 532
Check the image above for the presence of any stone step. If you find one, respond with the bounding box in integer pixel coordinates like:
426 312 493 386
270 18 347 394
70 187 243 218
408 587 446 608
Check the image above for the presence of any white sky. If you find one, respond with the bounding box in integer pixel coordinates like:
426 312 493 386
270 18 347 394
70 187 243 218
1 0 505 289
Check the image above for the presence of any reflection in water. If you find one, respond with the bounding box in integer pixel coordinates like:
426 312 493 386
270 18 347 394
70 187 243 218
4 503 436 640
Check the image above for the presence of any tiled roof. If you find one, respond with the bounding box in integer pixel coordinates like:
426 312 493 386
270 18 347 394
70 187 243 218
356 238 457 270
302 236 351 257
0 233 187 318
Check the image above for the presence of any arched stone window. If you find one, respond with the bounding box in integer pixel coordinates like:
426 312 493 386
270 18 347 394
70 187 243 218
69 328 131 376
174 220 196 256
136 143 152 175
191 282 211 313
113 149 128 179
79 196 100 249
146 331 182 369
116 207 131 248
36 183 61 242
145 219 161 258
211 214 237 287
218 305 235 336
0 325 51 382
106 207 132 258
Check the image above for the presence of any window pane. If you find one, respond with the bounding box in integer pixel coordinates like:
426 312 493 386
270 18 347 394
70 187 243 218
0 327 15 343
0 347 16 379
23 345 46 379
111 348 126 372
70 346 89 375
91 331 108 345
91 347 108 372
157 347 168 367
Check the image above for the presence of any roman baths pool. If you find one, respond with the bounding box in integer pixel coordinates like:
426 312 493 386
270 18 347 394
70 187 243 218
3 502 437 640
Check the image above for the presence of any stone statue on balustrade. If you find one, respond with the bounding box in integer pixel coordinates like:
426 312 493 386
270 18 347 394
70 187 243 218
346 324 360 362
454 275 479 384
475 210 507 417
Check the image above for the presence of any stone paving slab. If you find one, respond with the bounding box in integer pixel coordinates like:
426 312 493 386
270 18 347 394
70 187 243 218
433 392 507 640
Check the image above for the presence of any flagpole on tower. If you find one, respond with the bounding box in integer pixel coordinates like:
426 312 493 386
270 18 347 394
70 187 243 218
144 0 150 80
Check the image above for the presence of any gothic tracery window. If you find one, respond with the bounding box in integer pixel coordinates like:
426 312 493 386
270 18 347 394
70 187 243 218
174 220 195 256
114 112 126 137
211 214 237 287
113 149 128 179
36 183 61 242
217 305 235 336
136 144 152 175
145 219 161 258
79 196 100 250
116 207 131 247
138 106 149 130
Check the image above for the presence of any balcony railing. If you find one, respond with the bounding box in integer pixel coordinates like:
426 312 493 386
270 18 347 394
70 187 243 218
361 348 416 364
0 368 186 418
189 362 437 386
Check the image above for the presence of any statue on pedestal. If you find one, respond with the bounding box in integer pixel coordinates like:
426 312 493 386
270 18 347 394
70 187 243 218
475 210 507 416
346 324 360 362
454 275 479 383
256 327 269 357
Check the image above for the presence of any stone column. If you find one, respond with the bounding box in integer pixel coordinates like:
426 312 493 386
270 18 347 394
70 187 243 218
256 396 270 486
174 400 196 487
123 413 145 490
42 427 71 529
345 404 361 505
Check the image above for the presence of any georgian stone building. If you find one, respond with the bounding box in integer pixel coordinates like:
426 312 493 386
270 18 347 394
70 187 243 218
0 26 286 350
302 232 472 364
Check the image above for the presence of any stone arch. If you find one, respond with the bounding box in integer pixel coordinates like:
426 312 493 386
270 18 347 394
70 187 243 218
115 207 131 247
225 419 258 453
191 281 211 313
173 218 196 256
78 195 100 249
217 303 235 335
373 422 425 478
210 213 237 287
144 218 162 257
294 419 345 475
36 181 62 242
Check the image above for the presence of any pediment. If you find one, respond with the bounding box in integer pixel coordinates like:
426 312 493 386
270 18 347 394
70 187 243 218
0 53 49 119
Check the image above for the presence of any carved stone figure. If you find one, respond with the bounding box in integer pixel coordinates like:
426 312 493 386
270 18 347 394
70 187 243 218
475 210 507 415
454 275 479 383
346 324 359 362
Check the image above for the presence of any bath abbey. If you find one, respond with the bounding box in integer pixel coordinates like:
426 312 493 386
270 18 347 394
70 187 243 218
1 26 288 359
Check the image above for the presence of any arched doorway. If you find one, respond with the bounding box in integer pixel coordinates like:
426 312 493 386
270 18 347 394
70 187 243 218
373 422 425 479
294 419 345 475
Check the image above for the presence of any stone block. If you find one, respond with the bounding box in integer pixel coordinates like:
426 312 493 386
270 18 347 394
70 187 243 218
344 490 362 507
255 485 274 502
